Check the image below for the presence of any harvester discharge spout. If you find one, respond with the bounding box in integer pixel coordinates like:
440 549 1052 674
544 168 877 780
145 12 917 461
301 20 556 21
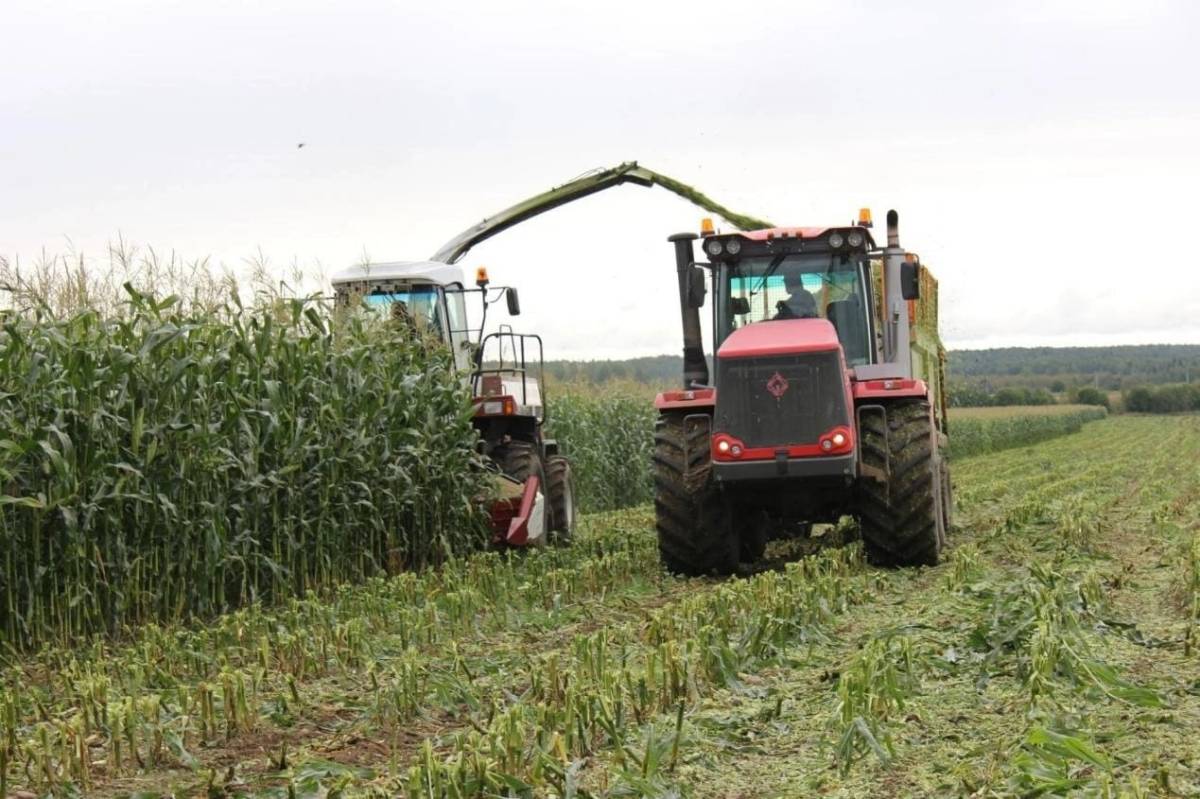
430 161 773 265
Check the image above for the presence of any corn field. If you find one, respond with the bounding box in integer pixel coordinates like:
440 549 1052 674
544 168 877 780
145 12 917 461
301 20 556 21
0 290 1190 797
0 291 487 652
0 414 1196 797
550 386 1109 513
548 383 657 512
947 403 1108 458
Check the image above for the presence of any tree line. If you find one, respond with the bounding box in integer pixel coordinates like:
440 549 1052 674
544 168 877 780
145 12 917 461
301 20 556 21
546 344 1198 398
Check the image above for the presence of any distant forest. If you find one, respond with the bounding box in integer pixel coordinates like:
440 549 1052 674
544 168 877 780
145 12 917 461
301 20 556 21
545 345 1200 393
949 345 1200 391
546 354 684 387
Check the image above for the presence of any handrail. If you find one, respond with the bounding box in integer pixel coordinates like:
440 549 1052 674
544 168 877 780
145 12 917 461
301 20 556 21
472 332 546 421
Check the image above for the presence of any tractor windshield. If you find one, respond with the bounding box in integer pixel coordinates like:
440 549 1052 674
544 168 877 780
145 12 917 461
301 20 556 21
362 285 446 338
722 253 873 365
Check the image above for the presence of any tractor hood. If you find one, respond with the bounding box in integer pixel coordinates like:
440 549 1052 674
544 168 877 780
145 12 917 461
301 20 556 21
717 319 841 360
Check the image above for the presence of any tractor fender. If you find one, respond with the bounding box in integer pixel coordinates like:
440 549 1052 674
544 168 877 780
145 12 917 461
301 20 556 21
655 387 716 412
851 377 929 402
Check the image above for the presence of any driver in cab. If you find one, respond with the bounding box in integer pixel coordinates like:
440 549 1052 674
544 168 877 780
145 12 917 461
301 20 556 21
773 270 818 320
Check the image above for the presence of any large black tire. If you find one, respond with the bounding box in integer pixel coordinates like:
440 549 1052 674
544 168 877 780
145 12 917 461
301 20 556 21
653 413 739 576
857 400 942 567
544 455 576 544
494 441 540 483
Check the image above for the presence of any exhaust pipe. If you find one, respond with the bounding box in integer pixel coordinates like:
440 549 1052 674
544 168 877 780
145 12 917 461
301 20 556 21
668 232 709 388
882 209 911 376
887 209 899 247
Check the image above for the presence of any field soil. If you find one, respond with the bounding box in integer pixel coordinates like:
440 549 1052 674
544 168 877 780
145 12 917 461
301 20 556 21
3 415 1197 797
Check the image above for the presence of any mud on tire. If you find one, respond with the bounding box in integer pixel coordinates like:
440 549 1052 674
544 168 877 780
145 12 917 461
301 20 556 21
857 399 943 567
653 413 738 576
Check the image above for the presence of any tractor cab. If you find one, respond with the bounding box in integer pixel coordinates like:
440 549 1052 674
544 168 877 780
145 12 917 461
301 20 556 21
705 225 878 367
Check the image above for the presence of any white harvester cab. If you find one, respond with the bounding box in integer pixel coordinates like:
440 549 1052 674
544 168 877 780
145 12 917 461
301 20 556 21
330 261 475 372
330 260 543 415
330 260 560 546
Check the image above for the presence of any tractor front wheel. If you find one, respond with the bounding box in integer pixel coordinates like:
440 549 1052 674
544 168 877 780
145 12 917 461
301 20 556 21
857 400 943 567
653 413 738 576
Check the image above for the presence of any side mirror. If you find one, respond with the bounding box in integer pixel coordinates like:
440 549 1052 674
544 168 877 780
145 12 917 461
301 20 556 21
687 265 707 309
730 296 750 315
505 287 521 315
900 262 920 301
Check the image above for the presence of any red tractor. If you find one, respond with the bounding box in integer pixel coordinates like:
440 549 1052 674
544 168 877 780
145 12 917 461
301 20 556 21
655 210 951 574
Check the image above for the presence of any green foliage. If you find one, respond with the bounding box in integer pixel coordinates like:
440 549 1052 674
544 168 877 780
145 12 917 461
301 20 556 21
948 407 1107 458
1072 386 1110 409
0 292 488 651
546 355 687 388
548 385 1107 507
1123 382 1200 413
0 509 662 796
549 387 656 512
1008 723 1114 795
545 345 1200 396
951 384 1058 407
2 416 1199 797
831 633 920 772
970 559 1161 709
950 344 1200 387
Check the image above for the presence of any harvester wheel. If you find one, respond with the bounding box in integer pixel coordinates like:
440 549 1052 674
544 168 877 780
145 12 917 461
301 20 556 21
544 455 576 544
653 413 738 576
856 400 942 567
494 441 540 483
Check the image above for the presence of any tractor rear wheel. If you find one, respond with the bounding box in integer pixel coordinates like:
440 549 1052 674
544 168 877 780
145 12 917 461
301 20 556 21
856 400 942 567
653 413 738 576
544 455 576 544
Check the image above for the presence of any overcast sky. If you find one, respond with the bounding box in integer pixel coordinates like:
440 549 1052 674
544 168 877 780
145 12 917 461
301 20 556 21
3 0 1198 358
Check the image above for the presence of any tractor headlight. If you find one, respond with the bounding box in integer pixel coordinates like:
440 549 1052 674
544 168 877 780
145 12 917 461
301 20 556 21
725 239 742 255
846 231 864 248
828 233 845 249
705 239 724 257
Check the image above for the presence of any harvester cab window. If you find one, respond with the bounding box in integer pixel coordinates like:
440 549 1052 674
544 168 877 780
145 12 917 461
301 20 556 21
363 285 445 338
724 254 873 366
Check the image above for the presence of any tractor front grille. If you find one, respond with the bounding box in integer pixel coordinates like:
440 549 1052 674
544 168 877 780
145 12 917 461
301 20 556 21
715 351 848 448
